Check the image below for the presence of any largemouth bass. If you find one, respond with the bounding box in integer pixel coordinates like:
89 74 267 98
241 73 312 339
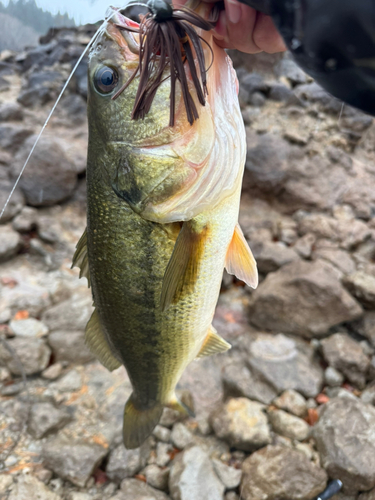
72 6 258 449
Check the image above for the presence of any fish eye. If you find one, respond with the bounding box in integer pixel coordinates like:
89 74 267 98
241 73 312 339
94 66 119 94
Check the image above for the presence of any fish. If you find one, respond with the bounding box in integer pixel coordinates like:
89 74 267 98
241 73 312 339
72 5 258 449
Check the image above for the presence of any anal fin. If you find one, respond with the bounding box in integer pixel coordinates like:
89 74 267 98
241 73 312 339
225 224 258 289
85 309 121 372
196 326 231 358
72 228 91 288
160 220 208 311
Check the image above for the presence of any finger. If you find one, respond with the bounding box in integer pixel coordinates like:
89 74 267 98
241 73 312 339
224 0 262 53
253 13 287 53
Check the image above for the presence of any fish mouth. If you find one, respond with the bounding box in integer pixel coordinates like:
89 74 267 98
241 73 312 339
107 9 140 56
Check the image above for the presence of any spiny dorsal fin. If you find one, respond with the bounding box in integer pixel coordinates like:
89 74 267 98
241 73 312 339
225 224 258 289
160 221 208 311
196 325 231 359
85 309 121 372
71 228 91 287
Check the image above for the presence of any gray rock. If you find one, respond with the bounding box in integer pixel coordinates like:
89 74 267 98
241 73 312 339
313 397 375 492
249 260 363 338
156 442 173 467
249 92 266 107
212 459 242 489
12 206 38 232
42 362 63 380
253 241 299 274
344 272 375 309
225 494 239 500
240 72 268 95
106 443 150 483
321 333 369 389
269 82 293 102
11 135 77 207
361 383 375 406
153 425 172 443
0 474 13 494
170 423 194 450
0 124 33 151
268 408 310 441
273 389 307 417
118 478 170 500
28 402 72 439
293 233 316 259
362 312 375 348
222 359 278 405
0 337 51 375
241 445 327 500
8 475 61 500
0 180 25 223
275 58 308 84
0 102 23 121
42 294 93 332
143 464 170 491
169 446 225 500
294 82 341 113
9 318 48 338
359 489 375 500
53 369 82 392
246 333 324 398
43 436 108 487
48 330 94 364
0 225 22 262
211 398 271 452
324 367 345 387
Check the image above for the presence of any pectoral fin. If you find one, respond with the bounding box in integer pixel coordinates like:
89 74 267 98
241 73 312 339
71 228 91 287
160 221 208 311
85 309 121 372
197 326 231 358
225 224 258 289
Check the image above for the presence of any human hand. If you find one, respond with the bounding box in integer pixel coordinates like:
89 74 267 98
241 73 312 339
176 0 286 54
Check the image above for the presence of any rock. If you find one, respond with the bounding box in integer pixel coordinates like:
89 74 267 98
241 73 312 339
324 367 345 387
43 436 108 488
344 272 375 309
12 206 38 232
68 494 92 500
143 464 170 491
321 333 369 389
118 478 170 500
212 459 242 490
268 408 310 441
42 294 93 332
361 383 375 406
0 124 33 152
275 58 308 85
8 475 61 500
9 318 48 338
106 443 150 483
211 398 271 452
156 442 173 467
249 92 266 107
225 494 239 500
0 102 23 121
0 225 22 262
0 474 13 494
53 369 82 392
222 358 278 405
169 446 225 500
0 180 25 223
249 260 363 338
241 445 327 500
359 489 375 500
269 82 293 102
313 397 375 492
42 362 63 380
313 248 356 276
273 390 307 418
293 234 316 259
0 337 51 375
28 402 72 439
170 423 194 450
11 135 77 207
153 425 172 443
246 333 324 398
294 82 341 113
48 330 94 364
253 241 299 274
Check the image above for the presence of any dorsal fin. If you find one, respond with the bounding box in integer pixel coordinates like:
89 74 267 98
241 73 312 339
85 309 121 372
196 325 231 358
225 224 258 289
71 228 91 287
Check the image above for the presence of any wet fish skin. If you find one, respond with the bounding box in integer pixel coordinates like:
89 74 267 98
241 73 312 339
73 12 257 449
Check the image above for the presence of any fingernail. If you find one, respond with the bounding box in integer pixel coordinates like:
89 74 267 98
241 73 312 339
226 0 242 24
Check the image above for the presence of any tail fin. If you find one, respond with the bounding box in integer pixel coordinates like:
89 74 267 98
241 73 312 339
123 394 163 449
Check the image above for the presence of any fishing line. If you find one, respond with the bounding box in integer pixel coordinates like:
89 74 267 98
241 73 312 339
0 8 118 221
